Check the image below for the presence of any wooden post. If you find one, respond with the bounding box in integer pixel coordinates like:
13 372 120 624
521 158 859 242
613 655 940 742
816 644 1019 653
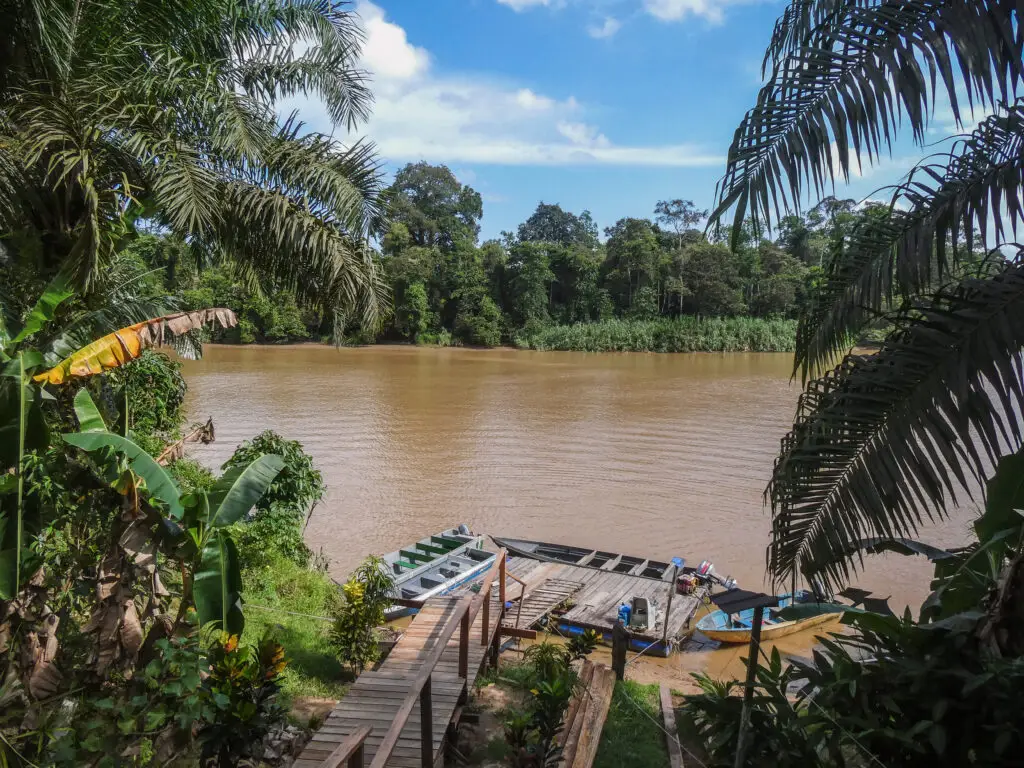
659 683 683 768
481 588 490 646
499 554 506 605
733 608 765 768
612 620 628 681
663 560 681 643
459 608 470 679
351 742 364 768
420 675 433 768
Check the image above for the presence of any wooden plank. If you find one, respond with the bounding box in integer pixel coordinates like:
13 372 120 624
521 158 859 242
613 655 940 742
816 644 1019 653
659 684 683 768
567 665 616 768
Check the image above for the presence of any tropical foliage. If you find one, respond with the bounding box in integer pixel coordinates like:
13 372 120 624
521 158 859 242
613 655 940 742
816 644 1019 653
330 555 396 674
1 0 387 336
225 430 326 569
129 167 864 349
704 0 1024 589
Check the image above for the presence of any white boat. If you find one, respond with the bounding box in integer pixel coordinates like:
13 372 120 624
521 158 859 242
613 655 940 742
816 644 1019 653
376 525 497 618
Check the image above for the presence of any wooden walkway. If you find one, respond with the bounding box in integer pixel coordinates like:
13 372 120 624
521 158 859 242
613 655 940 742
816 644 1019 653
295 567 504 768
503 578 583 630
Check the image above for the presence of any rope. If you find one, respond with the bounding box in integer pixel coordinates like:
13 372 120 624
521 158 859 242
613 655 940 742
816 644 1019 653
243 602 333 622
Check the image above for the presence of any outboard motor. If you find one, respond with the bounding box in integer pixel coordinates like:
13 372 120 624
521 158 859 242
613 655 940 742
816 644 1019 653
457 523 471 536
722 576 738 590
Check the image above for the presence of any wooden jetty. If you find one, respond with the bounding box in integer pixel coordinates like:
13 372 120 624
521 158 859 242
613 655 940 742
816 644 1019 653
296 551 512 768
495 555 705 656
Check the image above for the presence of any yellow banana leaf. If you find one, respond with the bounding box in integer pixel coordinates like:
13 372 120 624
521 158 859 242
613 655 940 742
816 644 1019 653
34 308 237 385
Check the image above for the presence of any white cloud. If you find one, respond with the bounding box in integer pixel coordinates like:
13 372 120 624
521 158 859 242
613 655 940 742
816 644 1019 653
515 88 555 111
357 1 429 80
644 0 724 23
319 2 721 168
587 16 622 38
497 0 558 9
557 121 611 148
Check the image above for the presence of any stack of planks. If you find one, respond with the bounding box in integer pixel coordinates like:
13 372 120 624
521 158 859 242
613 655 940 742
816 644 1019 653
557 661 617 768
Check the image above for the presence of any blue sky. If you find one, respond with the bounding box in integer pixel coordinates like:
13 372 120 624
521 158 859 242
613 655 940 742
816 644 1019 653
291 0 979 241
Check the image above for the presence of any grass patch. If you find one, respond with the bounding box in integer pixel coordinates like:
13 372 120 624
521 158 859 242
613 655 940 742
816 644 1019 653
241 553 348 703
594 680 669 768
477 659 541 691
517 316 797 353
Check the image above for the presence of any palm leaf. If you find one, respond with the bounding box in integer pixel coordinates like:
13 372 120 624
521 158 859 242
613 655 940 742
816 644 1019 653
711 0 1024 239
796 103 1024 379
34 308 237 385
767 256 1024 588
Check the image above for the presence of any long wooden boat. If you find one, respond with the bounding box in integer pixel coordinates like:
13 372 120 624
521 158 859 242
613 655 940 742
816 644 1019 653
696 593 846 643
492 535 680 581
376 526 497 618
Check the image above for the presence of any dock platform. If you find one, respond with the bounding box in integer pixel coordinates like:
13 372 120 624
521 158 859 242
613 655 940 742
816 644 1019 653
492 555 704 655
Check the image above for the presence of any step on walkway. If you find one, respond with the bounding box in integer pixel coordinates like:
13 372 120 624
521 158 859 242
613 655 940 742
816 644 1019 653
295 592 501 768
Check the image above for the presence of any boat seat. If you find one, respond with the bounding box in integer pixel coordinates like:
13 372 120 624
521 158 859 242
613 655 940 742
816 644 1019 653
439 568 458 578
395 559 418 571
420 577 442 588
401 587 419 599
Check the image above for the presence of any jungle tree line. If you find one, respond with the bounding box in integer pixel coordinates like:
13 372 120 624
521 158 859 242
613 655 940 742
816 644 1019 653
134 160 874 347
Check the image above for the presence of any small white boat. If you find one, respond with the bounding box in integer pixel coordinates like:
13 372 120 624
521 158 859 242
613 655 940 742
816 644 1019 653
375 525 497 618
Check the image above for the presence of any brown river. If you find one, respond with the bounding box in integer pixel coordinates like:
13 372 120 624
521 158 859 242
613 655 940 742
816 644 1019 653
181 345 972 679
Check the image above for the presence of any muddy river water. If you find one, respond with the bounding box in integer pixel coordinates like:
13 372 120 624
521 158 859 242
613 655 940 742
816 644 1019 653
181 344 972 679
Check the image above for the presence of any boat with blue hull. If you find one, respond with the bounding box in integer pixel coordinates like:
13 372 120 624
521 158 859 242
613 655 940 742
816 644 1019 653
696 591 847 643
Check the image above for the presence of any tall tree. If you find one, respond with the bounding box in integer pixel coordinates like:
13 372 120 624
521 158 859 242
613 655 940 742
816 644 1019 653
517 203 599 248
384 163 483 250
654 199 708 249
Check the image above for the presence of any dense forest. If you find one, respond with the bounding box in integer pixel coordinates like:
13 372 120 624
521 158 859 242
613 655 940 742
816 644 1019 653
126 162 876 352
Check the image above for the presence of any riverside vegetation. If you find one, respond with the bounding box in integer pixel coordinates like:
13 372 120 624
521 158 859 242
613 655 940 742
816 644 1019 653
0 0 396 763
127 177 881 353
677 1 1024 767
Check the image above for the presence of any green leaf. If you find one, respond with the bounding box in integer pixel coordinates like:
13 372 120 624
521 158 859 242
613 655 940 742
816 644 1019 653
1 351 43 375
62 432 183 518
194 531 244 635
206 454 284 529
73 389 108 432
11 273 74 345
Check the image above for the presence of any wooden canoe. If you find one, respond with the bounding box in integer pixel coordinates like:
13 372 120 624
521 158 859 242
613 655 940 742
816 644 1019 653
696 595 847 644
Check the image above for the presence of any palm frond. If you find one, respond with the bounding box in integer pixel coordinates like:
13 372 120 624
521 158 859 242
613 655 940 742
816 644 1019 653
761 0 864 78
207 180 388 327
768 255 1024 589
796 103 1024 379
712 0 1024 240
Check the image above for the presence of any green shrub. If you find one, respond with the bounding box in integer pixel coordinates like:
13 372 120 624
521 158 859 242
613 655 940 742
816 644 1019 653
170 456 216 495
106 349 186 436
329 556 395 675
224 431 324 568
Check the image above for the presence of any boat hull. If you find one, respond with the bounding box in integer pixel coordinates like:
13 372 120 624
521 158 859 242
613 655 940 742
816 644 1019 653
493 535 676 581
698 611 842 644
384 554 496 620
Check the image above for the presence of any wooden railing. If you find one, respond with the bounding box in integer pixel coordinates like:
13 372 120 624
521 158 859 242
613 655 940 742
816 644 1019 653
320 725 371 768
321 550 507 768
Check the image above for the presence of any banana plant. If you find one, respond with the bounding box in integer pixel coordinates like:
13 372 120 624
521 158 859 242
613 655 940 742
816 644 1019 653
62 391 284 635
0 270 236 600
